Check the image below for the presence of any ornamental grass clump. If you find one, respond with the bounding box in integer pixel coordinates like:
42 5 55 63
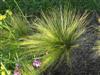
20 8 89 73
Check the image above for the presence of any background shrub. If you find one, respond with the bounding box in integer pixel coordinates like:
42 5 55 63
0 0 99 16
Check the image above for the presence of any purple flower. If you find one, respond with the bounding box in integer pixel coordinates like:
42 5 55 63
32 58 41 68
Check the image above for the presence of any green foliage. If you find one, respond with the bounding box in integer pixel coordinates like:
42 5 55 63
20 8 89 72
0 0 93 74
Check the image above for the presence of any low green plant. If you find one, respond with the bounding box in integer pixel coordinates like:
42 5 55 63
0 10 32 74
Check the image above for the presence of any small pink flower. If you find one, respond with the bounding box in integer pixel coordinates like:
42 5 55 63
14 70 21 75
32 58 41 68
14 64 21 75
